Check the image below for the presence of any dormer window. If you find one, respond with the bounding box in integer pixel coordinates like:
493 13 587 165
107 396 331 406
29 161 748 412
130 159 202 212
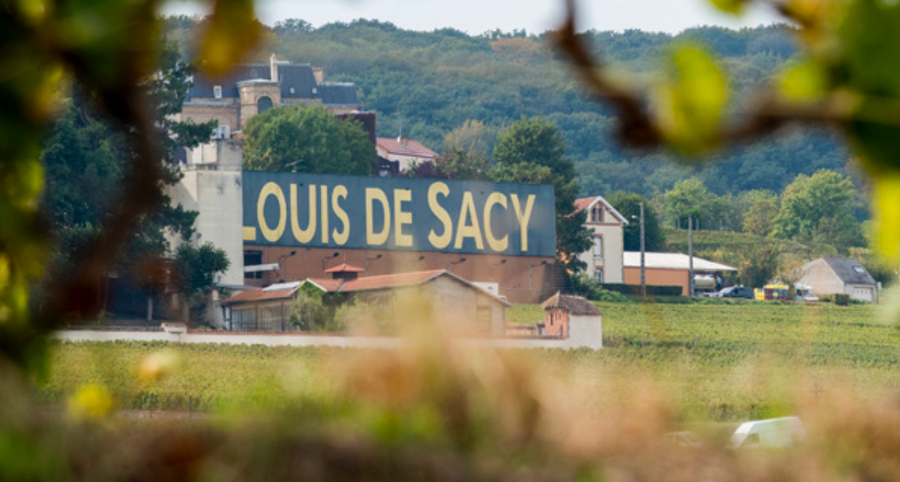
213 85 222 99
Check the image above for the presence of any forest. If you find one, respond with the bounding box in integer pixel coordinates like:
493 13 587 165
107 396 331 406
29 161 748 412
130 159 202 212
165 17 855 201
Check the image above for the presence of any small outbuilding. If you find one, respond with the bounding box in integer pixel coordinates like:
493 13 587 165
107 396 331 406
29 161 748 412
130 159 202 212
623 252 736 296
540 293 603 348
796 257 879 303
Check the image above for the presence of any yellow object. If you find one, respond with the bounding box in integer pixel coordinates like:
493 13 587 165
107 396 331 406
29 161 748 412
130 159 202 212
67 384 115 420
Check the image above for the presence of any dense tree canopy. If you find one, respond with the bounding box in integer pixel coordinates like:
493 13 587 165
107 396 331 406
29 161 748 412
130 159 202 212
242 104 377 175
773 170 864 249
40 46 212 278
159 20 853 200
608 192 665 252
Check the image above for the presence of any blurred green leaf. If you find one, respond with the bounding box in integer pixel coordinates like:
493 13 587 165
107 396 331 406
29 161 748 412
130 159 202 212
708 0 744 15
779 60 827 101
656 45 728 155
871 174 900 262
198 0 262 77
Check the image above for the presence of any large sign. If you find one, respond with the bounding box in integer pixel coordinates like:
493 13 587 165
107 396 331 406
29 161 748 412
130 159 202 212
242 171 556 257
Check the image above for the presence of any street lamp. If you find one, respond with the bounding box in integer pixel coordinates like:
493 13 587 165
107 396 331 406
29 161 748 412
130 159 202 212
278 250 297 281
408 255 425 270
528 260 549 291
365 253 383 271
448 257 467 272
631 202 646 297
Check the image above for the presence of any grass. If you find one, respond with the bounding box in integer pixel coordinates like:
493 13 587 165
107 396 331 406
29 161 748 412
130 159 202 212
43 301 900 421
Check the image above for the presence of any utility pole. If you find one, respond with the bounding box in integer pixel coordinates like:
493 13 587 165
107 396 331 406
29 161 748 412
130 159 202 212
688 215 695 297
639 202 646 297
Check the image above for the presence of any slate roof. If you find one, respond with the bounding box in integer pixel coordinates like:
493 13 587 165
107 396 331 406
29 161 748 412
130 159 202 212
540 293 601 316
623 252 736 272
570 196 629 224
376 137 438 159
317 82 359 105
822 258 876 285
189 63 358 106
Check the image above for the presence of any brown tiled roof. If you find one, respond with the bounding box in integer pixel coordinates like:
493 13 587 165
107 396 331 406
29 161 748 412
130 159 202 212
540 293 601 316
324 262 365 273
303 278 345 292
338 270 444 292
223 287 297 304
568 195 629 224
572 196 598 214
376 137 438 159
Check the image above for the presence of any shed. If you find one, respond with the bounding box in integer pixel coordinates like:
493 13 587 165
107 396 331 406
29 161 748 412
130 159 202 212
540 293 602 347
623 252 736 296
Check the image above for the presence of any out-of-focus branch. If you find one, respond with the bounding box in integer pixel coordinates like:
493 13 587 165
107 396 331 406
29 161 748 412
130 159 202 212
553 0 859 152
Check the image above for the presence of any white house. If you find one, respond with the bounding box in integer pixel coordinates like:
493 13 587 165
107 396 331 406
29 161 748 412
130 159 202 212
570 196 628 283
796 257 879 303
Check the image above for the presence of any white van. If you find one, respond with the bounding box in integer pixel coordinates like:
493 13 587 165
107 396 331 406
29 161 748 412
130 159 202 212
727 416 805 449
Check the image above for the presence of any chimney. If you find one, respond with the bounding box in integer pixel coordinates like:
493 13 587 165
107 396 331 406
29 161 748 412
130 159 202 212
312 66 325 83
398 136 409 146
270 53 278 82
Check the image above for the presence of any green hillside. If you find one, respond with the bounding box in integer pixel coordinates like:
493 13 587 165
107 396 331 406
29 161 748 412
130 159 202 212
165 18 850 197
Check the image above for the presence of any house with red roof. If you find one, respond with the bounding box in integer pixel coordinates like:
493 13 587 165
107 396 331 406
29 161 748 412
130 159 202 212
375 136 439 172
222 264 509 334
570 196 628 283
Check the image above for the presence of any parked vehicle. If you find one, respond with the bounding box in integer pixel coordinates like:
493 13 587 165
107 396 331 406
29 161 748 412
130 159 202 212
715 286 754 299
794 284 819 302
728 416 806 449
754 284 790 301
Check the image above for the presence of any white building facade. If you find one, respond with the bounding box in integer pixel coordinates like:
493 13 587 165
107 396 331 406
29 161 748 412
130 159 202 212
572 196 627 283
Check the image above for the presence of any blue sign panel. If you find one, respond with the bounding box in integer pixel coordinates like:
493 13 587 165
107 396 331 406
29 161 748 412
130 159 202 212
242 171 556 257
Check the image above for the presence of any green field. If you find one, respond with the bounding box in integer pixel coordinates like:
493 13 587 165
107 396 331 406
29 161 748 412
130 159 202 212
44 301 900 421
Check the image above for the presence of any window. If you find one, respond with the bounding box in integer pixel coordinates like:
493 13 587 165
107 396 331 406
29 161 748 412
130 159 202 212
594 269 603 283
244 250 263 280
213 85 222 99
590 204 603 223
593 237 603 258
257 96 273 113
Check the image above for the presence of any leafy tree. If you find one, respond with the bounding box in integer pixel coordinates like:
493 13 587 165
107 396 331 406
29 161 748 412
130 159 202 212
661 177 710 228
740 190 779 235
608 192 665 252
737 243 779 288
773 170 863 250
491 118 590 268
40 45 212 282
443 119 499 161
173 243 230 296
243 104 377 175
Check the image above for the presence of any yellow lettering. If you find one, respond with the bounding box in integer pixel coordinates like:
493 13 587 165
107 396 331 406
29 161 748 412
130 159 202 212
483 192 509 252
257 182 286 242
454 192 484 250
289 184 316 243
428 182 452 249
393 189 413 247
320 185 329 243
511 194 535 252
332 185 349 245
366 188 391 245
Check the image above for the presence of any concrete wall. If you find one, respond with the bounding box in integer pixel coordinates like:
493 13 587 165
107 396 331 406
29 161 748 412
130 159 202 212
577 206 624 283
169 143 245 286
246 245 559 304
624 267 689 295
53 326 602 350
